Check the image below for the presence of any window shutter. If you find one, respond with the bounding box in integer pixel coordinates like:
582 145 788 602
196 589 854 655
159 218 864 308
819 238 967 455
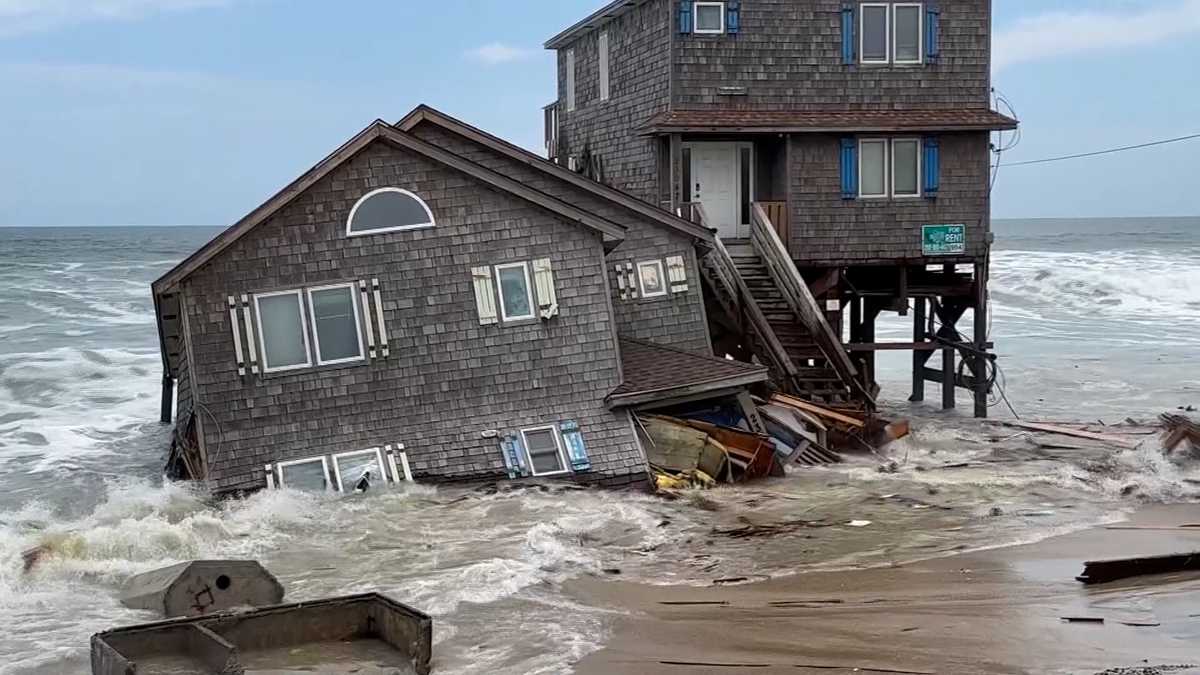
240 294 261 375
227 296 247 377
472 266 498 325
501 434 531 478
665 255 689 294
358 280 377 360
840 138 858 199
926 7 941 62
841 6 856 65
560 420 591 472
923 137 941 197
372 278 390 358
679 0 693 34
625 262 639 299
532 257 559 319
726 0 741 34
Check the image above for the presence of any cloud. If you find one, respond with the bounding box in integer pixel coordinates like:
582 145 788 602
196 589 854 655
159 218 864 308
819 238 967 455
994 0 1200 71
464 42 538 66
0 0 232 36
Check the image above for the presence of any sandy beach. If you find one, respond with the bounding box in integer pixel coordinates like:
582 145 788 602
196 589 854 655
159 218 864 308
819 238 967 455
570 503 1200 675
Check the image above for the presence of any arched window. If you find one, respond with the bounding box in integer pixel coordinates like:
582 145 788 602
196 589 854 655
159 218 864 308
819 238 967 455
346 187 435 236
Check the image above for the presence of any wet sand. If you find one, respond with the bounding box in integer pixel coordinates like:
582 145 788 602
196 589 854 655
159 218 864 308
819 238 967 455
570 504 1200 675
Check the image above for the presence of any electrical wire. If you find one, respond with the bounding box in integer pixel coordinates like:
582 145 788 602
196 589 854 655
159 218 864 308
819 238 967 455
999 133 1200 168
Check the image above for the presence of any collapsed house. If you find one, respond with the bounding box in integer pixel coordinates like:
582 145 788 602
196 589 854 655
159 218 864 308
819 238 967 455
153 1 1016 495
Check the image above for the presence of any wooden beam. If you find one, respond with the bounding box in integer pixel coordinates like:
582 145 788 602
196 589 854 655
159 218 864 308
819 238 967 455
911 298 926 403
923 367 978 390
772 394 865 429
973 260 990 419
898 266 909 316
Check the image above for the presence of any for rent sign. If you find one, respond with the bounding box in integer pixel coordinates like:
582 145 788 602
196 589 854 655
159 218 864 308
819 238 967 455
922 224 966 256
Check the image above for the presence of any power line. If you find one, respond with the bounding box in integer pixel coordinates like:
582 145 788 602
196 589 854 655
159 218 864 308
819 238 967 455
1000 133 1200 167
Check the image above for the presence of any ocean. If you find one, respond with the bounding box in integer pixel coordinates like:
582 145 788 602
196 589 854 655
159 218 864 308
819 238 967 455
0 218 1197 673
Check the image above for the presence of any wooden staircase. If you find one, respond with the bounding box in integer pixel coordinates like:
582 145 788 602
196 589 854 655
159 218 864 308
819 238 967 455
694 203 870 406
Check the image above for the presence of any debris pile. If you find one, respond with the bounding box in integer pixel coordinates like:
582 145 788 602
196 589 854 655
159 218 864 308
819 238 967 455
1161 414 1200 457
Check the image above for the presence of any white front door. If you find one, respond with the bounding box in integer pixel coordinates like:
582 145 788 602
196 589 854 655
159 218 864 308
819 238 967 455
688 142 752 239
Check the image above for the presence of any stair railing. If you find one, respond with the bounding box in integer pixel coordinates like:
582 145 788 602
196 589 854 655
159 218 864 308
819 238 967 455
750 203 871 403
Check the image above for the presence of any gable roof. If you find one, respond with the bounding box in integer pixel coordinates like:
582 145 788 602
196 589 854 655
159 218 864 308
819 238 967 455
153 120 626 294
607 339 768 408
544 0 654 49
641 109 1021 135
397 104 714 245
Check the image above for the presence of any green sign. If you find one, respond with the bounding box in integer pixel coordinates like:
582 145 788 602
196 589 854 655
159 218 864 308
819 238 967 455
922 224 966 256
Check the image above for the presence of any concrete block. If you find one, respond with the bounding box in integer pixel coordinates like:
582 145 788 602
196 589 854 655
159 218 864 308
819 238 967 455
120 560 285 619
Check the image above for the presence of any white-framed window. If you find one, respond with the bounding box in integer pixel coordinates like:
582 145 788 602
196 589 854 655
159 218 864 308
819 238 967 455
893 3 924 64
346 187 435 237
565 49 576 112
637 260 667 298
331 447 387 492
495 262 535 322
276 456 331 492
598 32 611 102
861 3 923 65
858 139 888 199
891 138 922 198
860 3 890 64
254 289 313 373
521 425 568 476
694 1 726 34
306 283 364 366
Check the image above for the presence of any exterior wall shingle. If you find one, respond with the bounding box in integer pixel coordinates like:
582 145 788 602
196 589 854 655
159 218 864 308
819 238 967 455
789 131 991 265
556 0 672 205
672 0 991 110
180 140 644 493
411 121 712 354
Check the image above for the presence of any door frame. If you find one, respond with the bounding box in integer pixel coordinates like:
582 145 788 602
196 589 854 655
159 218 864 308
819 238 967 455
682 140 755 238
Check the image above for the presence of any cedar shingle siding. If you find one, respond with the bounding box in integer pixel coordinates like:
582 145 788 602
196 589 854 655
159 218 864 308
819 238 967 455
556 0 672 205
179 140 644 493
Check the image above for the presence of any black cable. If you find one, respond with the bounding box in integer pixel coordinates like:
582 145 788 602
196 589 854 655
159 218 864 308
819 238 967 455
999 133 1200 168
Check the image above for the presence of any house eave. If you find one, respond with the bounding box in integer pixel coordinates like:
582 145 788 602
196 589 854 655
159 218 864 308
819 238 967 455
605 370 768 409
544 0 650 49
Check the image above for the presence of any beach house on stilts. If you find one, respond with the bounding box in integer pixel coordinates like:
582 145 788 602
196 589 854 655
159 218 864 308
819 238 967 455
544 0 1017 416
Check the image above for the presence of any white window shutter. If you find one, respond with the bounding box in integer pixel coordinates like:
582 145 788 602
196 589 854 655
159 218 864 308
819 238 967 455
227 296 246 377
533 257 559 319
615 264 628 300
625 262 639 299
472 266 498 325
666 255 689 293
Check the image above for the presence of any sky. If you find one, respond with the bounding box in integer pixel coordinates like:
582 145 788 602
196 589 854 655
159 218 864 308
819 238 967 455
0 0 1197 227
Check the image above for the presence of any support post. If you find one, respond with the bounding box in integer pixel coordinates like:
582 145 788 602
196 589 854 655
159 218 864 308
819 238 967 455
898 265 909 316
160 372 174 424
911 297 926 402
669 133 683 211
942 342 956 410
862 298 880 392
973 261 990 418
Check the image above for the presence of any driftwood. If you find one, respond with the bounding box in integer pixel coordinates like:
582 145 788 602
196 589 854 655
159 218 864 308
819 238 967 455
988 420 1142 450
1077 551 1200 585
1161 414 1200 454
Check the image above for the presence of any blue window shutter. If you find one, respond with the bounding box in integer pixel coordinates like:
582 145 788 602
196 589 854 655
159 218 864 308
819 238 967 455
923 137 940 197
926 7 941 62
727 0 741 34
559 420 591 472
501 434 530 478
840 138 858 199
679 0 693 34
841 6 856 65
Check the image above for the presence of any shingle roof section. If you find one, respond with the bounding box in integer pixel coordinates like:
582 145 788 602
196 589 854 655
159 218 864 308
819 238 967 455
608 339 768 406
640 108 1019 134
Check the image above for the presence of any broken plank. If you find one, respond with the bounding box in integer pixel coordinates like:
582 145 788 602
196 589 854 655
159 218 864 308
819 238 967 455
771 394 865 429
1077 551 1200 585
988 420 1142 450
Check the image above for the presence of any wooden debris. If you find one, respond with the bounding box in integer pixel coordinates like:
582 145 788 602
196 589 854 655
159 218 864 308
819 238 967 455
1061 616 1105 623
712 518 833 539
772 394 866 429
988 420 1142 449
1077 551 1200 585
1161 414 1200 455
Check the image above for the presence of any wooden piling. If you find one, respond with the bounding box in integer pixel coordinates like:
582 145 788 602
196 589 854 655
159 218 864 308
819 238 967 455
911 298 926 402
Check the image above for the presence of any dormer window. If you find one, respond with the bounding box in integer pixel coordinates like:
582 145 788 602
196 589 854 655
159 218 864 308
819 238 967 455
346 188 435 237
694 2 726 34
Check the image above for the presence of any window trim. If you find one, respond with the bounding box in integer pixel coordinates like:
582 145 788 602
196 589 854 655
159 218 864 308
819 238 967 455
345 187 436 237
565 49 577 112
495 261 536 322
637 260 668 298
890 138 922 198
521 424 569 477
330 447 387 492
859 3 891 65
598 32 611 102
892 3 925 65
253 289 314 373
693 1 726 35
857 138 889 199
305 283 366 367
276 455 331 491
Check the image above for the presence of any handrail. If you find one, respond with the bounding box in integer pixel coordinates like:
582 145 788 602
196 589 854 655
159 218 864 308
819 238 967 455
750 203 868 401
706 237 799 381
